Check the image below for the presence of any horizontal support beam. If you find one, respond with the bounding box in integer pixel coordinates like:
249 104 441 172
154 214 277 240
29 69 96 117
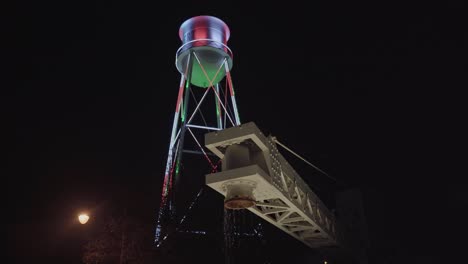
186 124 222 131
182 149 217 156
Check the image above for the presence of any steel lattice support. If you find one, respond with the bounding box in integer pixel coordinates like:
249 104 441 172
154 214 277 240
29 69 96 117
205 122 344 248
154 49 241 246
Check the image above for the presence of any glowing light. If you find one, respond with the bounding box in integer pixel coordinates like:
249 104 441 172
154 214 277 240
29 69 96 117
181 102 185 122
180 79 191 122
324 261 328 264
78 214 89 224
215 102 220 118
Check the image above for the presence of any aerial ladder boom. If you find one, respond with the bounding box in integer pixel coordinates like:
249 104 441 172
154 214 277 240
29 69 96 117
205 122 344 248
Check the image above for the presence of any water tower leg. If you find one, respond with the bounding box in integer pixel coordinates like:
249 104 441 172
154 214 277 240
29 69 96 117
215 83 223 129
224 60 241 125
155 52 193 245
173 51 194 212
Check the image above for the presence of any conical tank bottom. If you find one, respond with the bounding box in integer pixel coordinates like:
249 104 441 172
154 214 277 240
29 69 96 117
176 46 232 88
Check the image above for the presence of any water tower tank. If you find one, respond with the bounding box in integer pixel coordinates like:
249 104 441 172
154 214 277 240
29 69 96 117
176 16 233 88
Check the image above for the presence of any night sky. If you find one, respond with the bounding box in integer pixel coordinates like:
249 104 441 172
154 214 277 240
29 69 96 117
7 1 466 263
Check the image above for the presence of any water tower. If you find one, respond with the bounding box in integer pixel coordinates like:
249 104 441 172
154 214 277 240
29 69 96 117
154 15 241 245
154 16 368 264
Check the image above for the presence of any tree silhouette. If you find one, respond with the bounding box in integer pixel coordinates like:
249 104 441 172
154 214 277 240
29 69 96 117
82 214 153 264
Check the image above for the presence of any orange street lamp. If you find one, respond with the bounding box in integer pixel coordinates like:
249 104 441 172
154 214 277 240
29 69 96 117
78 213 90 224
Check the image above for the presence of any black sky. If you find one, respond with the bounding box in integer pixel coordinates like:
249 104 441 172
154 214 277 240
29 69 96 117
7 1 466 263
